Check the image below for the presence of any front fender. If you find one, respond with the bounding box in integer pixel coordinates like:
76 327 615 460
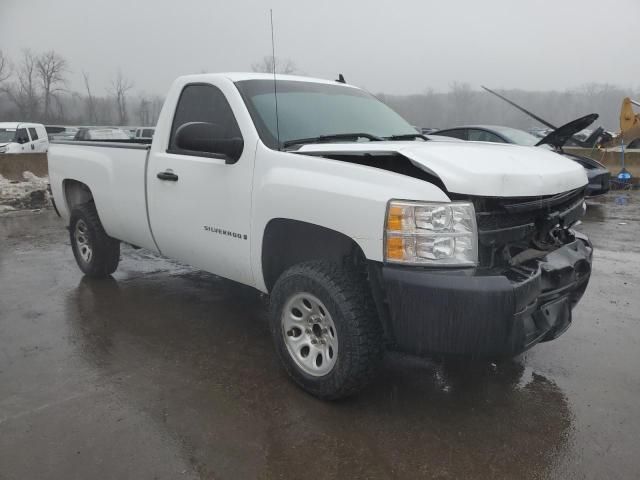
250 146 450 291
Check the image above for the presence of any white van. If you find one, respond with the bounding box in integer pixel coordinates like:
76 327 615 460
0 122 49 154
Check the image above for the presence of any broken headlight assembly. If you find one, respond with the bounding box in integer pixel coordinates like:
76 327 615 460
384 200 478 266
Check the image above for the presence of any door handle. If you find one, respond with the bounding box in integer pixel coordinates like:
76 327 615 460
157 171 179 181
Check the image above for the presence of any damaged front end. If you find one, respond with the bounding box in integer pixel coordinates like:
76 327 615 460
380 187 593 357
470 187 588 269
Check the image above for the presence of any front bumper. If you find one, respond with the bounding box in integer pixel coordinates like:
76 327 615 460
379 233 593 357
585 168 610 197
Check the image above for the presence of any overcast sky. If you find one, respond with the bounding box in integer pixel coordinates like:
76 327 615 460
2 0 638 97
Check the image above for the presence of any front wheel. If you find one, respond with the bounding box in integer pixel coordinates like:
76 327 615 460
269 261 383 400
70 203 120 277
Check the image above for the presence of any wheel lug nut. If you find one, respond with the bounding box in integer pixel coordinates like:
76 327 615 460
311 339 318 345
320 340 326 345
322 328 328 334
305 328 311 334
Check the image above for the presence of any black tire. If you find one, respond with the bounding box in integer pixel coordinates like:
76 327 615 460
269 260 384 400
69 203 120 277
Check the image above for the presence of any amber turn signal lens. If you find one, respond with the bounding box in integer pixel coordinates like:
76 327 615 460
386 236 404 260
387 206 404 231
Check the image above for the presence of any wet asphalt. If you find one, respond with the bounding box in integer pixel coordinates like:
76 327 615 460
0 192 639 480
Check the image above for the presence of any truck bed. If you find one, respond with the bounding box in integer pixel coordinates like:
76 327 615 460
48 140 157 252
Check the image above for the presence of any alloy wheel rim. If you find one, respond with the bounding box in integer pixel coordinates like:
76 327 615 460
74 219 93 263
281 292 338 377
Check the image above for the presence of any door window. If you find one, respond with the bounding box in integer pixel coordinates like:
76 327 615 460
28 128 38 140
168 84 243 160
437 129 468 140
16 128 30 143
468 129 504 143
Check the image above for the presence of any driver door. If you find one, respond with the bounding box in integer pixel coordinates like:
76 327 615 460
15 128 31 152
147 82 255 286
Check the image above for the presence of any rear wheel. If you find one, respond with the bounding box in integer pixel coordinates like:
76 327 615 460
269 261 383 400
70 203 120 277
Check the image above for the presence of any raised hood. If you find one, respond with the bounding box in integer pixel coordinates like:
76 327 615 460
535 113 599 149
297 140 587 197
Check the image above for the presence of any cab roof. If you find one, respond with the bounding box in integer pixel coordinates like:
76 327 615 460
0 122 44 129
177 72 359 89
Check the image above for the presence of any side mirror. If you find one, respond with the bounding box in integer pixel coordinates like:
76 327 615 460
174 122 244 164
17 136 28 144
217 137 244 164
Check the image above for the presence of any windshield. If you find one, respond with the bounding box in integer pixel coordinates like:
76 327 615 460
0 128 17 143
235 79 417 149
490 126 541 146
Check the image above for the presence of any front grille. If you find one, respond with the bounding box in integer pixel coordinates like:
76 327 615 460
474 187 585 231
455 188 586 268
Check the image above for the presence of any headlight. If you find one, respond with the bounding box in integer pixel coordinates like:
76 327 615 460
385 200 478 266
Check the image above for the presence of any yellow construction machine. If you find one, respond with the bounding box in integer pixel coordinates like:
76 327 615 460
619 97 640 148
602 97 640 149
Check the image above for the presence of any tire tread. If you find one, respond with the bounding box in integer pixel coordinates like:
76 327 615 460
70 202 120 277
270 260 383 399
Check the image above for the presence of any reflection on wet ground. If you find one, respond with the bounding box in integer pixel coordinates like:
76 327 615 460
583 191 640 254
1 192 639 479
62 275 571 479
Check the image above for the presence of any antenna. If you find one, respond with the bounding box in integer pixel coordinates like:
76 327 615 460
481 85 557 130
270 9 281 150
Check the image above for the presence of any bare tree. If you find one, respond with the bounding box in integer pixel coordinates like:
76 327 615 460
4 49 40 119
251 56 298 74
95 95 115 125
0 50 11 85
137 94 151 126
109 70 134 125
149 95 164 125
35 50 68 122
448 81 475 125
82 71 97 124
52 94 66 122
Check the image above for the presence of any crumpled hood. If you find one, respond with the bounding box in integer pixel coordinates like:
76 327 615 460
297 140 587 197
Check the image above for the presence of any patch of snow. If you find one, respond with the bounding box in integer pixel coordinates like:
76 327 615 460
0 204 16 213
0 171 51 211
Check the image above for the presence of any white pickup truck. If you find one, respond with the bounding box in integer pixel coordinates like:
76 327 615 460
49 73 593 399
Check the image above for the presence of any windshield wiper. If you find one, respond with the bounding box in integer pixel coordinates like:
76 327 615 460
385 133 429 141
282 133 383 149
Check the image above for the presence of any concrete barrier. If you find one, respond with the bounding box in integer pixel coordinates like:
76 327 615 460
565 148 640 183
0 153 48 181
